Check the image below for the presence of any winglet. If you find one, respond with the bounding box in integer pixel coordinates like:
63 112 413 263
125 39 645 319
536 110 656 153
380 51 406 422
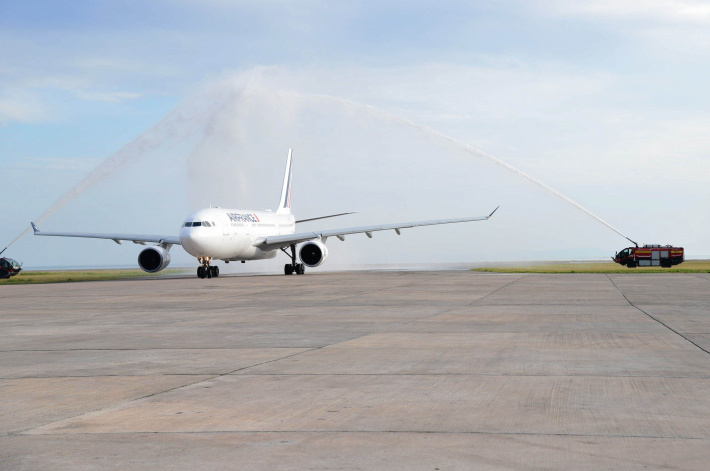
276 149 293 214
31 222 39 234
488 206 500 218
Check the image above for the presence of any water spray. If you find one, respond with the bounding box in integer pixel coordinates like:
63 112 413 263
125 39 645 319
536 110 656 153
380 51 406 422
314 93 639 247
1 96 212 252
3 79 638 256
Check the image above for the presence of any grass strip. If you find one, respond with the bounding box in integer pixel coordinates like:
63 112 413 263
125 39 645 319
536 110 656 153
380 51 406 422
0 269 186 285
472 260 710 274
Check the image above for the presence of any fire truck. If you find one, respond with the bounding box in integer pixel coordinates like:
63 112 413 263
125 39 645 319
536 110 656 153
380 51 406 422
613 245 684 268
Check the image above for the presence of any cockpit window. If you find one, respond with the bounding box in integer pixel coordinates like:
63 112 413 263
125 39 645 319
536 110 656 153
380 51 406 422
184 220 216 227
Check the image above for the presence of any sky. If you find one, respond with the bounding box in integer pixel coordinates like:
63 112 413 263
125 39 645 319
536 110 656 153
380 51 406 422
1 0 709 270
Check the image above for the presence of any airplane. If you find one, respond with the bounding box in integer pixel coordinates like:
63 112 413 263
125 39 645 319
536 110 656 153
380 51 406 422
32 150 498 278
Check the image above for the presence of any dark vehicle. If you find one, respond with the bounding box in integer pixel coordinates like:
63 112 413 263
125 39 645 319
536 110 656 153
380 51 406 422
613 245 684 268
0 257 22 279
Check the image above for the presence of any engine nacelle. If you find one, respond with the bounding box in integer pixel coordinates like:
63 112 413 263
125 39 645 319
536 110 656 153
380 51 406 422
138 246 171 273
299 240 328 267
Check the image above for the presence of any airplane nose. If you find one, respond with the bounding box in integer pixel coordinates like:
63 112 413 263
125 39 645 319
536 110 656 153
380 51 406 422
180 228 206 256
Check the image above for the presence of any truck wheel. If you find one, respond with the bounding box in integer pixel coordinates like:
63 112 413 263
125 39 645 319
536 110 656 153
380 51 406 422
627 261 636 268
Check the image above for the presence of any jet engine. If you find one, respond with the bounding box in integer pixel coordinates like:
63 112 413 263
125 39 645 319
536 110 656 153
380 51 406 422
138 246 171 273
299 240 328 267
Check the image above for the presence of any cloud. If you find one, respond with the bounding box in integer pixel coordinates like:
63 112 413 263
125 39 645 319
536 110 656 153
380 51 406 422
541 0 710 24
0 72 143 123
19 74 143 102
7 157 102 172
533 0 710 54
74 91 143 103
0 92 48 124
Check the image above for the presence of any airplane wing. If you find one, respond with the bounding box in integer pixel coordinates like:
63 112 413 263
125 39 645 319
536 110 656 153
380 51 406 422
257 207 499 251
31 223 180 246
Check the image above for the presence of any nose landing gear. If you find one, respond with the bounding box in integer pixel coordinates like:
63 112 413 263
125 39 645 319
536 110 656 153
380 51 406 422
281 244 305 276
197 257 219 279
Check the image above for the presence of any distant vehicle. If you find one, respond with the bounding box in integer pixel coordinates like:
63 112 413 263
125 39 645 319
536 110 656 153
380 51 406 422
0 257 22 279
32 149 498 279
613 245 684 268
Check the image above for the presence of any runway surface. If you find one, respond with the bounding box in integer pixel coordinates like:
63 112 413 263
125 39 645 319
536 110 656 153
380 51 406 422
1 271 710 470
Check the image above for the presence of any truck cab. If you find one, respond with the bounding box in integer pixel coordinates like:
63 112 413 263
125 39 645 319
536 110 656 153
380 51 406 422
613 247 635 267
0 257 22 279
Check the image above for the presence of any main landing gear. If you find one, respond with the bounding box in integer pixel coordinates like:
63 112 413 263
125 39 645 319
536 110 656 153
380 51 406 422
281 244 305 275
197 257 219 279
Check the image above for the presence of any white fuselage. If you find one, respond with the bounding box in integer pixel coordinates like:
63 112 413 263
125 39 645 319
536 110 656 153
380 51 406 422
179 208 295 261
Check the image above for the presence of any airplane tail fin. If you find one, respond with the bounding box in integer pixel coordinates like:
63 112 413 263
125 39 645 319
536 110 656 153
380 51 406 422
276 149 293 214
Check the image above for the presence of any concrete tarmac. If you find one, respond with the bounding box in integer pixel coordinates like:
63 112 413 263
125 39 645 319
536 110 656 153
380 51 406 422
1 270 709 470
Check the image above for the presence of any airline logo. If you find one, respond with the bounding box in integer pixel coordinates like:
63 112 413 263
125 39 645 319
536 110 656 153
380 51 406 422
227 213 260 223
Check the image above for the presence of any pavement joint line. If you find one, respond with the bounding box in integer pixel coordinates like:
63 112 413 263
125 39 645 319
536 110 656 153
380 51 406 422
12 332 378 436
9 348 320 437
395 275 528 328
319 280 424 304
252 280 421 309
0 374 239 379
5 373 710 380
473 303 633 307
0 347 322 352
15 430 710 441
231 332 379 373
606 274 710 356
233 372 710 379
467 274 528 305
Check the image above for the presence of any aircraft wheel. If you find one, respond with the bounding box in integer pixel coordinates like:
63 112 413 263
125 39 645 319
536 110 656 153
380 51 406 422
206 267 212 278
295 264 305 275
284 264 294 275
197 267 205 278
212 266 219 277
